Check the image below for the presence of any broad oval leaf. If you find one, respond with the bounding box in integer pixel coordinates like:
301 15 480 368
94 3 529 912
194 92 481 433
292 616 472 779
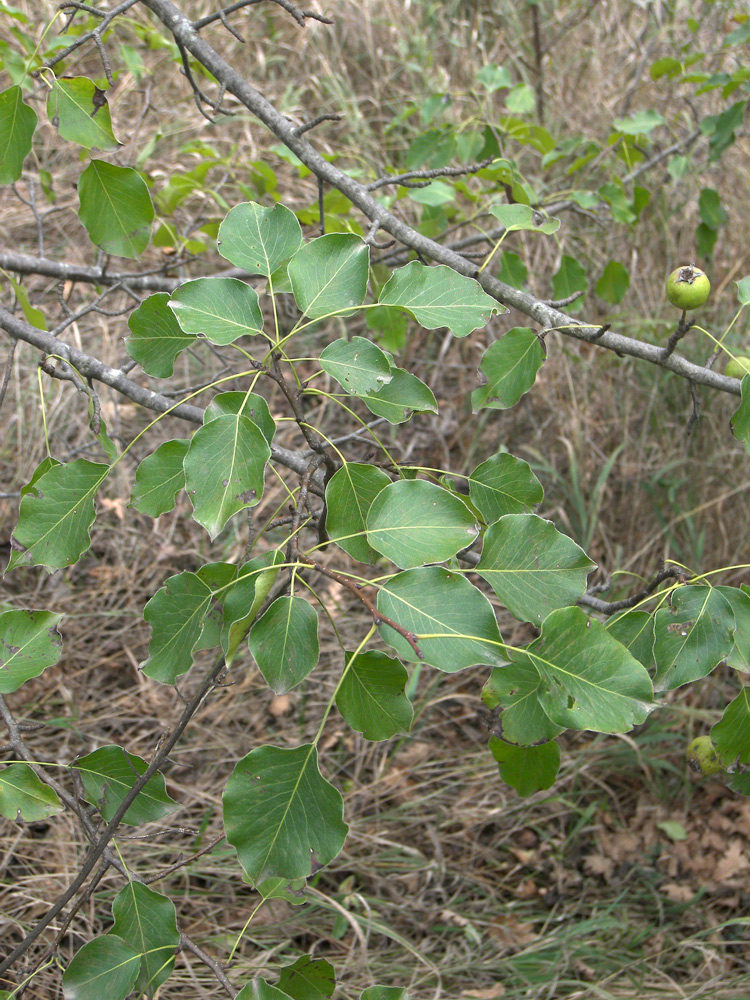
9 459 109 571
359 367 438 424
141 571 213 683
126 293 195 378
288 233 369 318
336 650 413 740
325 463 391 564
72 744 177 826
471 328 545 411
731 374 750 453
168 277 265 344
0 763 63 821
78 160 154 259
62 935 140 1000
520 606 654 732
367 479 480 568
0 85 37 184
718 585 750 671
476 514 595 623
111 882 179 998
482 658 564 746
222 551 284 666
218 200 303 275
606 609 655 671
249 596 319 694
184 413 270 538
0 608 63 693
378 260 502 337
377 566 503 670
278 955 336 1000
489 202 560 234
653 586 735 691
468 452 543 522
712 688 750 767
489 737 561 797
320 336 393 394
47 77 120 151
130 439 189 517
223 744 348 885
205 390 276 446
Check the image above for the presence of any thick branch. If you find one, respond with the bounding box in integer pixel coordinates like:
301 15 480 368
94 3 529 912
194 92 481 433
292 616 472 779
139 0 735 396
0 306 316 480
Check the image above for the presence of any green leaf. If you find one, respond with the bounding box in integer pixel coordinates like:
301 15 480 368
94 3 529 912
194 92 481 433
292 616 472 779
9 460 109 571
596 260 630 305
360 988 408 1000
718 586 750 671
249 596 319 694
278 956 335 1000
471 328 545 411
505 82 536 113
489 737 560 797
78 160 154 259
698 187 727 229
653 586 735 691
141 571 213 683
0 608 63 693
701 100 745 161
359 367 438 424
613 110 665 135
223 744 348 885
130 439 189 517
9 277 47 329
712 688 750 766
0 85 37 184
468 452 543 522
235 981 295 1000
126 293 196 378
476 514 595 624
516 606 654 732
222 552 284 666
477 63 513 91
377 566 503 670
288 233 369 318
111 882 179 997
205 391 276 445
184 413 270 538
0 763 63 821
488 203 560 235
483 658 564 745
364 304 409 352
217 200 303 275
47 77 120 151
551 254 587 311
605 609 655 671
378 260 502 337
336 650 413 740
366 479 479 568
72 745 176 826
62 935 140 1000
730 374 750 453
319 336 393 394
168 277 265 344
496 250 528 289
408 179 455 205
325 463 391 564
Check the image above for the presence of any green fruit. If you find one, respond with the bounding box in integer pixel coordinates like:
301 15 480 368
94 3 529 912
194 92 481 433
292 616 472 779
725 356 750 380
685 735 723 777
666 265 710 311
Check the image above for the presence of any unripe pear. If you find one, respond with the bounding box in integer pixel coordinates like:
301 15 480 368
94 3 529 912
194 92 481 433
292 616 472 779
666 265 710 311
685 735 723 776
724 356 750 380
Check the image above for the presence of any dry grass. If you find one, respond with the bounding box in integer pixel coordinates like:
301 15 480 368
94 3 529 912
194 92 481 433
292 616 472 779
2 0 750 997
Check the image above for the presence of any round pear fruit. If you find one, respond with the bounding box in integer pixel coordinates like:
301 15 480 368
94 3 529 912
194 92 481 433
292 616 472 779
666 265 710 311
725 356 750 380
685 735 723 777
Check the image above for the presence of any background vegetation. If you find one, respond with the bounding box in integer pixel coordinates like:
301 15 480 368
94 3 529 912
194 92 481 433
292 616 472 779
2 1 750 998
